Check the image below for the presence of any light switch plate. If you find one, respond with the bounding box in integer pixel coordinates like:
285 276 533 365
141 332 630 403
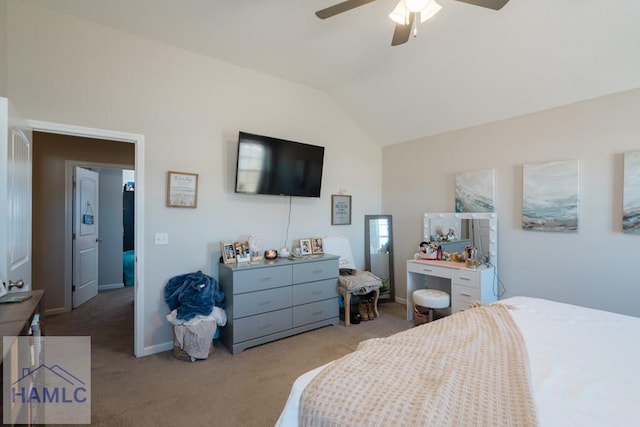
155 232 169 245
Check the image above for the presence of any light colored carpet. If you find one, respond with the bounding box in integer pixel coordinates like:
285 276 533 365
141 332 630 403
45 287 413 427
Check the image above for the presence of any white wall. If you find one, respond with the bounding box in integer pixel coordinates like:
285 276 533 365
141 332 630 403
383 88 640 317
6 1 382 354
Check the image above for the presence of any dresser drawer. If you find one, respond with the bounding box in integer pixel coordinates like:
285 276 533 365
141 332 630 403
452 269 481 288
292 278 338 305
233 286 292 318
452 283 481 305
293 259 338 284
407 261 451 279
233 265 292 294
293 299 338 327
452 301 473 314
234 308 292 342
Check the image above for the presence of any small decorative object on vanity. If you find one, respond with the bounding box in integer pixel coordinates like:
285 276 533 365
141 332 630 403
264 249 278 260
278 248 291 258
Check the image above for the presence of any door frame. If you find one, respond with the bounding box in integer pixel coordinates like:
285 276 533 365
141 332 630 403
28 119 146 358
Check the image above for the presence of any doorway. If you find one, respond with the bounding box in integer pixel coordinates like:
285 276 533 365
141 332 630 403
29 121 146 357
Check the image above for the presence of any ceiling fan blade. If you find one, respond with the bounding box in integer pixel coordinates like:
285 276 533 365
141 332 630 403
315 0 377 19
391 12 415 46
454 0 510 10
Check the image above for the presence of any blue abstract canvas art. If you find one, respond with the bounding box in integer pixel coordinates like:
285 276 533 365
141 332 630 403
455 169 495 213
623 151 640 234
522 159 580 232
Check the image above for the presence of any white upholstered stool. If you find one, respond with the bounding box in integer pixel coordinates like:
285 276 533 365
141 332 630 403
413 289 450 324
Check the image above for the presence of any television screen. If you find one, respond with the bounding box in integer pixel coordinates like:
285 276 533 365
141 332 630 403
235 132 325 198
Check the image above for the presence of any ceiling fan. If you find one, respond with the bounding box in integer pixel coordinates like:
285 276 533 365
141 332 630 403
315 0 510 46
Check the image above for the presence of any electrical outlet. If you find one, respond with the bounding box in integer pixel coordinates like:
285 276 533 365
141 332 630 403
155 232 169 245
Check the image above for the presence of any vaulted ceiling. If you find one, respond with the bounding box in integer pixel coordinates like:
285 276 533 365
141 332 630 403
24 0 640 145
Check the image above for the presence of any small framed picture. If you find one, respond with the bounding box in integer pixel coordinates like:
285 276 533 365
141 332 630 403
299 239 312 255
235 241 251 263
220 241 237 264
167 171 198 208
311 237 324 254
331 194 351 225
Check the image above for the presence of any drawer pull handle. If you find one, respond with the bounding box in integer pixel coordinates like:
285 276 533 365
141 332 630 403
459 276 471 281
312 269 323 274
423 268 433 272
258 300 272 306
312 290 323 295
259 323 272 330
258 277 272 282
460 292 472 297
312 311 323 316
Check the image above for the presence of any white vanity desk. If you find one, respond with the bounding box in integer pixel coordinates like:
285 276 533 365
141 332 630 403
407 212 499 321
406 259 496 320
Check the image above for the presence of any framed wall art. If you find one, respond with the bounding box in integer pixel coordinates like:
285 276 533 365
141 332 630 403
522 159 580 232
455 168 495 213
623 151 640 234
331 194 351 225
167 171 198 208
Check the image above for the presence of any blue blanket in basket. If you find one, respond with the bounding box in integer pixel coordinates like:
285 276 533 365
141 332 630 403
164 271 225 321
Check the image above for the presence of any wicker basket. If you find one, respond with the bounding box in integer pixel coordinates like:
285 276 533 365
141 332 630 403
413 304 432 326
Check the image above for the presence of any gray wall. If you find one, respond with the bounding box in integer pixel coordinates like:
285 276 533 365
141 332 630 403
383 89 640 317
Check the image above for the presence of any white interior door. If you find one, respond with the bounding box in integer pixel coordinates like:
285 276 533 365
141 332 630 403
73 167 100 307
0 97 32 293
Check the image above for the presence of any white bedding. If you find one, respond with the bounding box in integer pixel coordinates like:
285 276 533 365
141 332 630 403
275 296 640 426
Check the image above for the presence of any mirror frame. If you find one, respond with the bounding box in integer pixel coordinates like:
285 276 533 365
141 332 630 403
365 214 394 302
423 212 498 270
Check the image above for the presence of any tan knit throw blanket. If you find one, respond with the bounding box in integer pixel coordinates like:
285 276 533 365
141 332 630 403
299 304 537 427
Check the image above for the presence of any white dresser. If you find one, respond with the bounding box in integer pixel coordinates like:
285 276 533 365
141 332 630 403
219 255 339 354
406 259 497 320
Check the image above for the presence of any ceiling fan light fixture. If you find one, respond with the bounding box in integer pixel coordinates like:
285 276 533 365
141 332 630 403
418 1 442 23
405 0 430 13
389 2 410 25
389 0 441 25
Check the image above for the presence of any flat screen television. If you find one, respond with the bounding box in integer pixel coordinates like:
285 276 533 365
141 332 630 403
234 132 325 198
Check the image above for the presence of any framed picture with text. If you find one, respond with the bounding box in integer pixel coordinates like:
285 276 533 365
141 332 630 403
167 171 198 208
331 194 351 225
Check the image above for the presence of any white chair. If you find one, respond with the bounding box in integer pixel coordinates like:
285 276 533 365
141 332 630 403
323 234 382 326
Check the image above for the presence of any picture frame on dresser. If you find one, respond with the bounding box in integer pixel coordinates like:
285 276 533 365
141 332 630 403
221 241 237 264
311 237 324 254
300 239 312 255
235 241 251 263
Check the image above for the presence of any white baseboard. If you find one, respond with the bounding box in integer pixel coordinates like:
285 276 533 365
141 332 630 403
99 283 124 291
143 341 173 357
395 296 407 305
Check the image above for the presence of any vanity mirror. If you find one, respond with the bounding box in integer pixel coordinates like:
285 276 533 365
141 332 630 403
423 212 497 269
365 215 394 302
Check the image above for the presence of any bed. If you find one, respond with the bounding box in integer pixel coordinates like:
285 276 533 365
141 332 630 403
275 296 640 426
